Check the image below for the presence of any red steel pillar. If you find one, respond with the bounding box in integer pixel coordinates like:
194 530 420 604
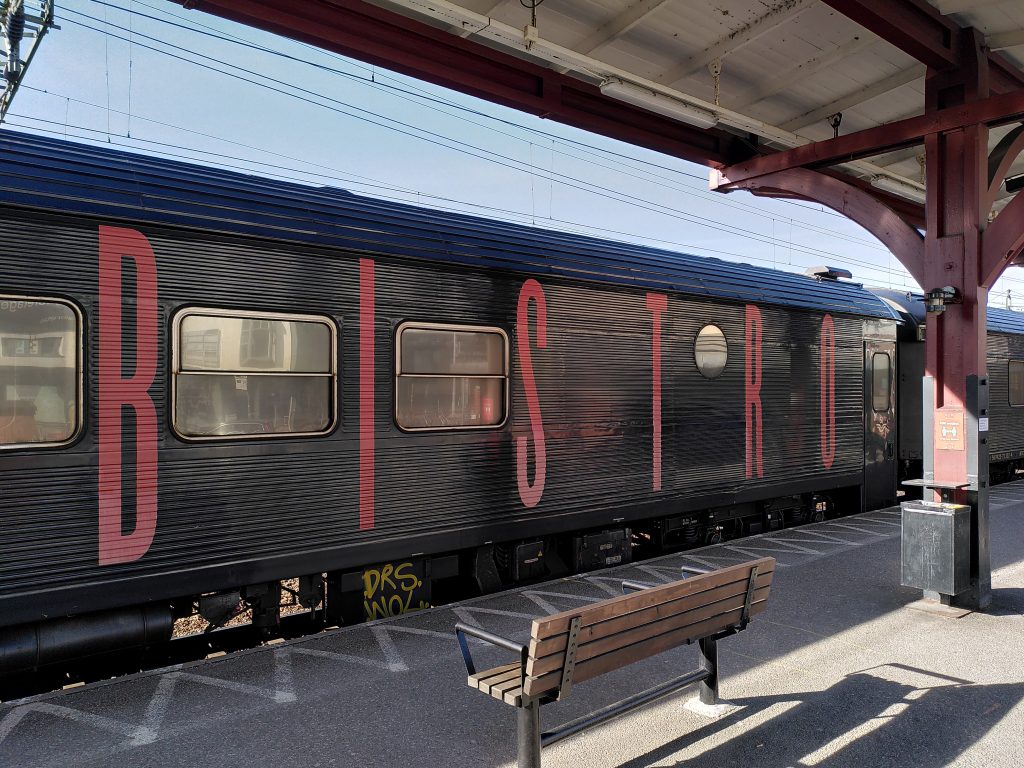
919 29 993 610
709 27 1024 611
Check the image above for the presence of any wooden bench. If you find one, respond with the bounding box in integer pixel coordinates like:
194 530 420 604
455 557 775 768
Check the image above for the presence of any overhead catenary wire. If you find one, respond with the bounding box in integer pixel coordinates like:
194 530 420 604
43 2 1024 294
54 8 916 286
13 2 1024 303
79 0 889 248
21 102 1024 308
7 105 920 292
7 112 919 285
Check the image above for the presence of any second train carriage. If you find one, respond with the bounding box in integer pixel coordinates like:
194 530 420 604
0 131 1017 673
874 289 1024 487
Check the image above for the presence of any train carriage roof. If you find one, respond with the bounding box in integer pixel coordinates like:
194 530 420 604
873 288 1024 337
985 310 1024 336
0 130 908 320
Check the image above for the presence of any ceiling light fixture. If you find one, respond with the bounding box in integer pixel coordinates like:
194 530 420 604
870 174 926 205
599 79 719 130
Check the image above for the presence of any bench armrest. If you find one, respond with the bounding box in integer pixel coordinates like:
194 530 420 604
454 623 528 676
621 579 655 594
680 566 712 578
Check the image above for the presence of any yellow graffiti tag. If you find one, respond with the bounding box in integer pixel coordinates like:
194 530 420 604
363 562 429 620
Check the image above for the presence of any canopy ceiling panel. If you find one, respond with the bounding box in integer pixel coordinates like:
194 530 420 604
177 0 1023 217
354 0 1022 208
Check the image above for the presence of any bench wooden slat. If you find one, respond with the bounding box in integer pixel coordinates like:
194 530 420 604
469 663 524 707
472 665 521 690
525 587 771 677
489 675 527 702
528 571 774 660
523 599 768 698
529 558 775 639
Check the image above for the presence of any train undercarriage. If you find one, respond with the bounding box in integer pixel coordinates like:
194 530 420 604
0 483 868 694
8 455 1022 698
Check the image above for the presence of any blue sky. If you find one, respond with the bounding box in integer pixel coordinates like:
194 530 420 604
7 0 1020 304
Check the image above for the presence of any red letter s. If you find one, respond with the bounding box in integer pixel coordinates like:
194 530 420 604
516 280 547 508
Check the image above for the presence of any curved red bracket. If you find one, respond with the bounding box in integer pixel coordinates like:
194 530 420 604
982 190 1024 288
986 124 1024 214
712 167 926 284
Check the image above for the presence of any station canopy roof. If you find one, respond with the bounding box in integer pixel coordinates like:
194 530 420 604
351 0 1023 212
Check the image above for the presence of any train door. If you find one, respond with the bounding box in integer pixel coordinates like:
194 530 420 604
864 341 897 509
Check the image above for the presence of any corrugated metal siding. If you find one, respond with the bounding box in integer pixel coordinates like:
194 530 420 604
874 291 1024 465
0 206 874 625
986 331 1024 463
0 131 898 319
988 307 1024 336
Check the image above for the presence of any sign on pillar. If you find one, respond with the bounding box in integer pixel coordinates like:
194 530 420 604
934 407 965 453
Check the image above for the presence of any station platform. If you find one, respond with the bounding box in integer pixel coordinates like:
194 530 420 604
3 485 1024 768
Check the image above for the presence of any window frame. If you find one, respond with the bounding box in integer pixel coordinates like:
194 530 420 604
394 321 510 432
693 323 728 380
171 306 339 441
0 294 84 451
1009 360 1024 407
871 351 892 413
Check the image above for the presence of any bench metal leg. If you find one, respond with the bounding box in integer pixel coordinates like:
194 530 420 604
698 635 719 706
686 634 739 719
517 699 542 768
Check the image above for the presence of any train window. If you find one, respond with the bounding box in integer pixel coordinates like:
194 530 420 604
0 296 82 449
172 309 337 439
871 352 891 412
1010 361 1024 407
396 323 508 430
694 325 728 379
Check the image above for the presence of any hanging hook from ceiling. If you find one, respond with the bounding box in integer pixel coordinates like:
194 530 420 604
827 112 843 139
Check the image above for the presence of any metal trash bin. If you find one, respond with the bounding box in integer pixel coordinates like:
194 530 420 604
900 501 971 596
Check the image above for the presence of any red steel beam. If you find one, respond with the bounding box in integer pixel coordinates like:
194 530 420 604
982 192 1024 287
821 169 925 230
986 124 1024 213
990 54 1024 96
175 0 744 167
713 167 926 282
716 89 1024 187
820 0 958 70
820 0 1024 93
749 169 925 229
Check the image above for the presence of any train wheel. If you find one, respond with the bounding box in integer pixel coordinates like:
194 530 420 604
704 528 723 546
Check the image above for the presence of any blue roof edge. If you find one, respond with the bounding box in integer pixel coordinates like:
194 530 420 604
871 288 1024 335
0 130 899 320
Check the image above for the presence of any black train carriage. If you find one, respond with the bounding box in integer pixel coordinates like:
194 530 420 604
0 132 902 672
874 289 1024 487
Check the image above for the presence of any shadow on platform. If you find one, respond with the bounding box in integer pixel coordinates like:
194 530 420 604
987 587 1024 617
614 664 1023 768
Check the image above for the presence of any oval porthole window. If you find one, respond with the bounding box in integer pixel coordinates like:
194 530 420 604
695 325 728 379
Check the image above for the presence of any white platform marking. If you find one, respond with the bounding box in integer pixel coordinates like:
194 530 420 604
820 522 889 536
130 672 180 745
795 529 858 543
0 701 140 746
757 538 821 554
